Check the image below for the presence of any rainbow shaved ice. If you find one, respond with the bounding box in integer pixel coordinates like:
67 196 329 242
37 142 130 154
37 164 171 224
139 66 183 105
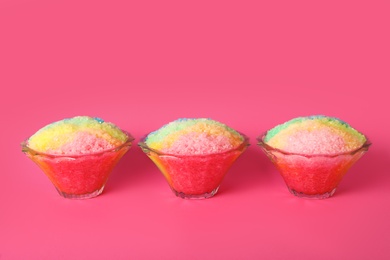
258 115 370 199
145 118 244 155
140 118 248 199
22 116 133 199
27 116 128 155
264 116 366 155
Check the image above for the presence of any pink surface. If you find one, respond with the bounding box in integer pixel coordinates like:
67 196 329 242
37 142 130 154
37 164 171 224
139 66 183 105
1 0 389 259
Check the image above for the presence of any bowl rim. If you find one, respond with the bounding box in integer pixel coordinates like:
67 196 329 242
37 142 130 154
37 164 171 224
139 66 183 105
138 133 250 158
256 132 371 158
21 130 135 158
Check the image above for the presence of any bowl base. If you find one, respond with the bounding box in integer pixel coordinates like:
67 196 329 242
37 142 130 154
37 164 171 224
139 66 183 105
56 185 105 199
172 186 220 199
288 187 337 199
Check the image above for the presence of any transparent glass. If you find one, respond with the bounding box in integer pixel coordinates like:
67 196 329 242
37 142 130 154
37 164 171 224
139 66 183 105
257 134 371 199
139 135 249 199
21 132 134 199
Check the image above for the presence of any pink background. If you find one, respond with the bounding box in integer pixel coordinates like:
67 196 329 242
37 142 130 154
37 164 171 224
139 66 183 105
1 0 389 259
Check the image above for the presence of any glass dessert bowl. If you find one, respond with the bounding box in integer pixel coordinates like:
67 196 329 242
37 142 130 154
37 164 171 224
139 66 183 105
139 118 249 199
258 135 370 199
22 133 133 199
257 116 371 199
139 134 249 199
21 116 134 199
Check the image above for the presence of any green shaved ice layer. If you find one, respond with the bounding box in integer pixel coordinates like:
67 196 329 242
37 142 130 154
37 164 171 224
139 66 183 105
145 119 200 144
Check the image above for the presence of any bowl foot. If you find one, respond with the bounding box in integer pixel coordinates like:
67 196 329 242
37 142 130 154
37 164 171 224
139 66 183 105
171 186 220 199
56 185 105 199
288 187 337 199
